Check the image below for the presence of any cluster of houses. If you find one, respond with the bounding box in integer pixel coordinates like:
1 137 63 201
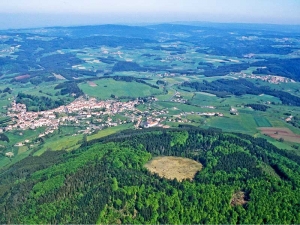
6 97 139 132
234 72 296 84
171 92 188 103
141 118 161 128
157 72 177 77
0 44 20 54
5 151 14 158
230 107 239 115
164 56 186 61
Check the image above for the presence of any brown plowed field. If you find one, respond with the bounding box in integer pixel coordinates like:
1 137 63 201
259 127 300 143
88 81 97 87
15 74 30 80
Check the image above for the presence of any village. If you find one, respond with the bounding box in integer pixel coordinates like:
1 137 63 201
6 97 140 135
233 72 296 84
5 95 226 139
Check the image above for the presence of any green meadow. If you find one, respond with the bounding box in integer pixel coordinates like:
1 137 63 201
254 116 272 127
79 78 162 99
205 114 259 135
156 101 203 113
87 123 133 141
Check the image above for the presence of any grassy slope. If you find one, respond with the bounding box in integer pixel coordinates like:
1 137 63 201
34 123 134 156
87 123 134 141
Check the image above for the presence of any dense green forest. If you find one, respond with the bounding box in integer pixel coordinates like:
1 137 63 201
0 133 9 142
201 63 250 77
245 104 270 111
1 127 300 224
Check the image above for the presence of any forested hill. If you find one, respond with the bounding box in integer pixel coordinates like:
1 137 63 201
1 127 300 224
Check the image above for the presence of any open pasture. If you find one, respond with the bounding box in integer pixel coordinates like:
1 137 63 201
4 127 46 145
190 92 219 106
87 123 133 141
34 133 83 156
219 94 281 106
156 89 176 101
205 114 258 134
156 101 203 113
79 78 162 99
87 81 97 87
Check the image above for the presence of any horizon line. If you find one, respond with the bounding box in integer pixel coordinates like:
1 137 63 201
1 20 300 32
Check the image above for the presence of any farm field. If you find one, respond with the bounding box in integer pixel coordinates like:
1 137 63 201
87 123 134 141
0 147 33 170
253 116 272 127
79 78 162 99
156 101 205 113
258 127 300 143
155 89 176 101
190 93 219 106
5 128 46 144
256 134 300 151
205 115 258 135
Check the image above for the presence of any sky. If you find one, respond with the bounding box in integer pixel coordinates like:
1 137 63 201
0 0 299 29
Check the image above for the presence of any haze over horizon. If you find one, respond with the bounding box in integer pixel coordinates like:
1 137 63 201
0 0 300 29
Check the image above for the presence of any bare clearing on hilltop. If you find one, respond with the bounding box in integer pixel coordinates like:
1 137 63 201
145 156 203 181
